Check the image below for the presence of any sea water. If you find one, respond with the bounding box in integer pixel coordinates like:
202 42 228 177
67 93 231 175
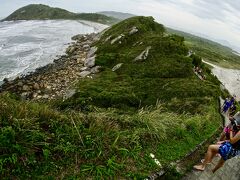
0 20 107 85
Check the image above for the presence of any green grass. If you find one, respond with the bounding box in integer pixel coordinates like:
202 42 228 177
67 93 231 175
0 16 225 178
0 93 221 179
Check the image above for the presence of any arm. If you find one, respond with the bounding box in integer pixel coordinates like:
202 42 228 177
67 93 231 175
229 130 240 144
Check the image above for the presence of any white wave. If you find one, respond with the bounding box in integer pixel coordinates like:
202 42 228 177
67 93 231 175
0 20 104 82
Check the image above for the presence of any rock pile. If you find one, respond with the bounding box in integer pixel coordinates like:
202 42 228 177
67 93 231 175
0 33 101 100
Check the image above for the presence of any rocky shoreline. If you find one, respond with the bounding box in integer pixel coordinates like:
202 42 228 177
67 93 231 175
0 33 100 100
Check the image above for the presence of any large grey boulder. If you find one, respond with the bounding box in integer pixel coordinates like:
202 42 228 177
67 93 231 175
84 56 96 68
134 46 151 62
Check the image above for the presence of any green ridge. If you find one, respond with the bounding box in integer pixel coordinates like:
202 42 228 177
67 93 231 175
2 4 119 25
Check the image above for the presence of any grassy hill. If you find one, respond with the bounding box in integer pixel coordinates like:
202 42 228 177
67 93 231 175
167 28 240 69
2 4 119 25
0 17 224 179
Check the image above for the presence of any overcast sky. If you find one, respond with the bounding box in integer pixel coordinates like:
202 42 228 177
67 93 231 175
1 0 240 52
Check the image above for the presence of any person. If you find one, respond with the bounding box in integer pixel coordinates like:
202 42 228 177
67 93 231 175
221 97 230 113
229 103 237 116
219 112 240 141
193 116 240 173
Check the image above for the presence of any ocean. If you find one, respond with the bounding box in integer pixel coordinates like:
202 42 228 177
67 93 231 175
0 20 107 85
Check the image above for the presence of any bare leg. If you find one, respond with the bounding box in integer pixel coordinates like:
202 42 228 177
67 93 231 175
193 144 220 171
212 158 225 173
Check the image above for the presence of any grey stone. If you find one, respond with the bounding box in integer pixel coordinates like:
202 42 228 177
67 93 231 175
21 92 28 99
43 94 49 99
111 34 125 44
104 35 112 42
79 71 91 77
22 85 30 91
90 66 101 74
112 63 123 71
134 46 151 62
66 46 76 54
83 44 90 49
87 46 98 58
80 67 89 71
84 56 96 68
33 83 40 90
129 26 139 35
17 81 23 86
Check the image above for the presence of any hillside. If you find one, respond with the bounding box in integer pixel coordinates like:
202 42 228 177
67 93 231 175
167 28 240 69
2 4 119 25
98 11 136 20
0 16 224 179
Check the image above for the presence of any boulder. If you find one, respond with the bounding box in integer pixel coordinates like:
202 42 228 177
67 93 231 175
129 27 139 35
21 92 28 100
3 78 9 83
43 94 49 99
111 34 125 44
87 46 98 58
83 44 90 50
84 56 96 68
33 83 40 90
90 66 101 74
104 35 112 42
22 85 30 91
66 47 76 54
112 63 123 71
134 46 151 62
79 71 91 78
17 81 23 87
80 67 89 71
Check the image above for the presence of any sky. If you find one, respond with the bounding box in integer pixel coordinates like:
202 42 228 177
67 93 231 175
1 0 240 52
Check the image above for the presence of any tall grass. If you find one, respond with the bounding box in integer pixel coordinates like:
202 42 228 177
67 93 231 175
0 93 221 179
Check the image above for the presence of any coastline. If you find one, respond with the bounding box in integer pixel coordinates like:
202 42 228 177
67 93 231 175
0 32 101 100
0 20 108 100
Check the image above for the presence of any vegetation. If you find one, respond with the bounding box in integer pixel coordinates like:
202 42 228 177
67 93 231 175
167 28 240 69
2 4 119 25
0 16 224 178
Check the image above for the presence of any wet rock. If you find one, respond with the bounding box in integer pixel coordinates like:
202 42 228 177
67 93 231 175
112 63 123 71
84 56 96 68
66 47 76 54
3 78 9 83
